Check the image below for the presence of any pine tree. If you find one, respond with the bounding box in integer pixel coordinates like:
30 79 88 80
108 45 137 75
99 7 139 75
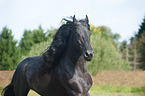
19 25 50 55
0 27 21 70
19 30 34 55
138 31 145 69
32 25 46 43
136 17 145 38
134 16 145 70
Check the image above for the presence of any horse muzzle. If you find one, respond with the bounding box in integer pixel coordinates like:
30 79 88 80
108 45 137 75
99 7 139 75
83 51 94 61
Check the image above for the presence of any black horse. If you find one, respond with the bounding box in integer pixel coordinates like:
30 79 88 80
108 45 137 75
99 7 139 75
2 15 94 96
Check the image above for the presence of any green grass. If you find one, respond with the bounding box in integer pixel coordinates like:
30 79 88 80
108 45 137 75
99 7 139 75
28 90 39 96
0 87 2 96
0 89 39 96
1 86 145 96
90 85 145 94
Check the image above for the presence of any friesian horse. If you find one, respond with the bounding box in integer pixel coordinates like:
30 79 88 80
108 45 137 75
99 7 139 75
2 15 94 96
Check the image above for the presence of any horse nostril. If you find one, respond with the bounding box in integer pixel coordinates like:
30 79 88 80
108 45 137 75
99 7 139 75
85 52 89 57
85 51 93 58
84 51 94 61
90 53 93 57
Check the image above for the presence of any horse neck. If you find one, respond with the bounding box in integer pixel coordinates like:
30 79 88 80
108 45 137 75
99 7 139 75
65 37 82 64
62 36 88 74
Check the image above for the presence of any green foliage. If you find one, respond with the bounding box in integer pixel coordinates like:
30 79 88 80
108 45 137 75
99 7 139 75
120 40 127 52
32 26 47 43
90 24 120 47
0 27 21 70
138 32 145 69
19 30 34 55
138 18 145 69
47 27 57 38
19 25 54 55
132 16 145 70
136 16 145 38
21 40 51 61
88 26 129 75
90 85 145 94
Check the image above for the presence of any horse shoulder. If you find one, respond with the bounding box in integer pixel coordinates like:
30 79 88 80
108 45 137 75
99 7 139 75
25 57 43 85
24 57 52 91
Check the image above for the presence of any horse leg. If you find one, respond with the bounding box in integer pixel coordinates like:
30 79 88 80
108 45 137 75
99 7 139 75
14 80 30 96
13 73 30 96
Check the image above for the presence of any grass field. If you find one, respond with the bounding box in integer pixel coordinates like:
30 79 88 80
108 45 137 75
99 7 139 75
90 85 145 96
0 70 145 96
1 88 145 96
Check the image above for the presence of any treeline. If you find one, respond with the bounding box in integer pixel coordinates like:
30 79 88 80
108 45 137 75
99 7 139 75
120 16 145 70
0 23 130 74
0 27 20 70
18 24 129 75
19 26 56 55
0 26 56 70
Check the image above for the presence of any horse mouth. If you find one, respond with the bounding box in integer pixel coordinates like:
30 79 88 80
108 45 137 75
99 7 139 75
84 56 92 61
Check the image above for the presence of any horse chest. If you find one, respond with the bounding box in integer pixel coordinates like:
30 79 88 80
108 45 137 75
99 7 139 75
65 71 92 95
55 58 92 95
68 75 85 93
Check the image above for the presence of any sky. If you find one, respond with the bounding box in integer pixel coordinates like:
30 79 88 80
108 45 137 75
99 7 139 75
0 0 145 43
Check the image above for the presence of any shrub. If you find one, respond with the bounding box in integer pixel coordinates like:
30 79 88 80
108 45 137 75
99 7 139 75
87 32 130 75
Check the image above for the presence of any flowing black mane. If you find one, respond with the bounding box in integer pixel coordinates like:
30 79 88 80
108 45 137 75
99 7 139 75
42 19 75 69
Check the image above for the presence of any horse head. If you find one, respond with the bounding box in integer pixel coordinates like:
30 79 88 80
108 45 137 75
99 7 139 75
71 15 94 61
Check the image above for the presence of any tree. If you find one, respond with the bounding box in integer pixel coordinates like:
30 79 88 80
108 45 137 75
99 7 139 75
138 31 145 69
47 27 57 38
88 25 129 75
33 26 46 43
131 16 145 70
0 27 21 70
136 17 145 38
19 25 51 55
90 25 120 47
120 40 127 52
19 30 34 55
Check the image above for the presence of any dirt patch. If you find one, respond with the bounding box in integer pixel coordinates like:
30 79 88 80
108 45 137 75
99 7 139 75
0 70 145 88
92 70 145 87
0 71 14 88
0 70 145 96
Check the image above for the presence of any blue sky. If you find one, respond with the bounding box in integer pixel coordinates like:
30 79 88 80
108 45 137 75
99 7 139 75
0 0 145 42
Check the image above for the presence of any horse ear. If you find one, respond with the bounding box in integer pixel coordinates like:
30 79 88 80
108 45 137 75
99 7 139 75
73 15 77 24
85 15 89 24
